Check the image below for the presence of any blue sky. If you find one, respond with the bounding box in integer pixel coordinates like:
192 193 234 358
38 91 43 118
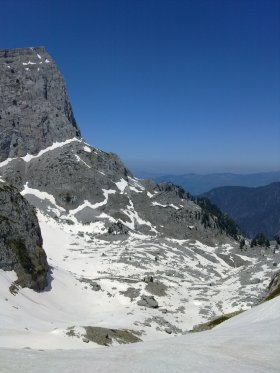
1 0 279 175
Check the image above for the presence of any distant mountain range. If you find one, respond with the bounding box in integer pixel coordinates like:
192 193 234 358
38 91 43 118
203 182 280 239
154 171 280 195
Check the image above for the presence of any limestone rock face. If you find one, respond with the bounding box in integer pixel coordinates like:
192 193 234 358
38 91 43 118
0 47 80 162
0 182 48 291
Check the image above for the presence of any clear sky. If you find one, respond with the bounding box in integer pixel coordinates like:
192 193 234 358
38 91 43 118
1 0 279 175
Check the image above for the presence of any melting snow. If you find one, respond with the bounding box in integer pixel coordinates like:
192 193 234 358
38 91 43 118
115 178 128 193
152 201 179 210
74 154 91 169
69 189 116 215
0 138 81 168
21 183 65 212
83 146 92 153
22 61 36 65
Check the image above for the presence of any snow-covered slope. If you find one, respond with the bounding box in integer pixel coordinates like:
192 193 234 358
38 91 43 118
0 207 278 350
0 296 279 372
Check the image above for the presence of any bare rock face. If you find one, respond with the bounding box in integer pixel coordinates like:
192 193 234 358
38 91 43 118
0 182 48 291
0 47 80 161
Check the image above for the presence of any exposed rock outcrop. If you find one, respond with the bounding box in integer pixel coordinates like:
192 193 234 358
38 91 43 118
0 47 80 162
0 182 48 291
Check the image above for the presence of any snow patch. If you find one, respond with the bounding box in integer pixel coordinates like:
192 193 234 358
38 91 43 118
0 138 81 168
74 154 91 169
21 183 65 212
83 146 92 153
115 178 128 193
152 202 179 210
69 189 116 215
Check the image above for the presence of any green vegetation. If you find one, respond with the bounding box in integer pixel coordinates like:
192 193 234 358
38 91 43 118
195 197 240 239
250 233 270 248
239 238 246 250
191 310 243 332
262 272 280 302
7 239 47 290
264 284 280 301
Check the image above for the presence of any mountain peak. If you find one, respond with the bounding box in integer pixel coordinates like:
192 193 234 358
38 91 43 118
0 47 81 162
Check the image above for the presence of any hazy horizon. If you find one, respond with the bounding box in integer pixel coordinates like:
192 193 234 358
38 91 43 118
125 160 280 177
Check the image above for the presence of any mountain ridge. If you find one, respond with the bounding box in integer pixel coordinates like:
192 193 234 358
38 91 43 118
154 171 280 195
203 182 280 239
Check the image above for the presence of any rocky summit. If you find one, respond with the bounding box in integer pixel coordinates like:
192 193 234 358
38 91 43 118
0 47 279 351
0 47 80 162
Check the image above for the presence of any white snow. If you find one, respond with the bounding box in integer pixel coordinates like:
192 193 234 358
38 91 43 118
152 201 179 209
83 146 92 153
45 59 50 63
0 138 81 168
0 295 279 372
21 183 65 212
69 189 116 215
120 199 157 233
129 186 142 193
115 178 128 193
22 61 36 65
74 154 91 168
37 53 42 59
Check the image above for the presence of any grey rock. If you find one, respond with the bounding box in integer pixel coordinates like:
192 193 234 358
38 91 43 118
0 182 48 291
137 295 159 308
145 281 167 297
90 282 101 291
79 278 101 291
108 221 129 235
0 47 80 162
83 326 141 346
120 287 140 300
143 276 154 283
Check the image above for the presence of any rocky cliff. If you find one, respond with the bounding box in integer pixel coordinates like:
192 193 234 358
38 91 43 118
0 47 80 162
0 181 48 291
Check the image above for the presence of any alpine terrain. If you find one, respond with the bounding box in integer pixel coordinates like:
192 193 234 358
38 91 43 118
203 183 280 239
0 47 279 372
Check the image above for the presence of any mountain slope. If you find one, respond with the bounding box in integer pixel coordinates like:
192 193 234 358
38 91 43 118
154 171 280 195
0 296 279 372
203 182 280 239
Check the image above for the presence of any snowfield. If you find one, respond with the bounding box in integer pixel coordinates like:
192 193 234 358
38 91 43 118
0 296 279 372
